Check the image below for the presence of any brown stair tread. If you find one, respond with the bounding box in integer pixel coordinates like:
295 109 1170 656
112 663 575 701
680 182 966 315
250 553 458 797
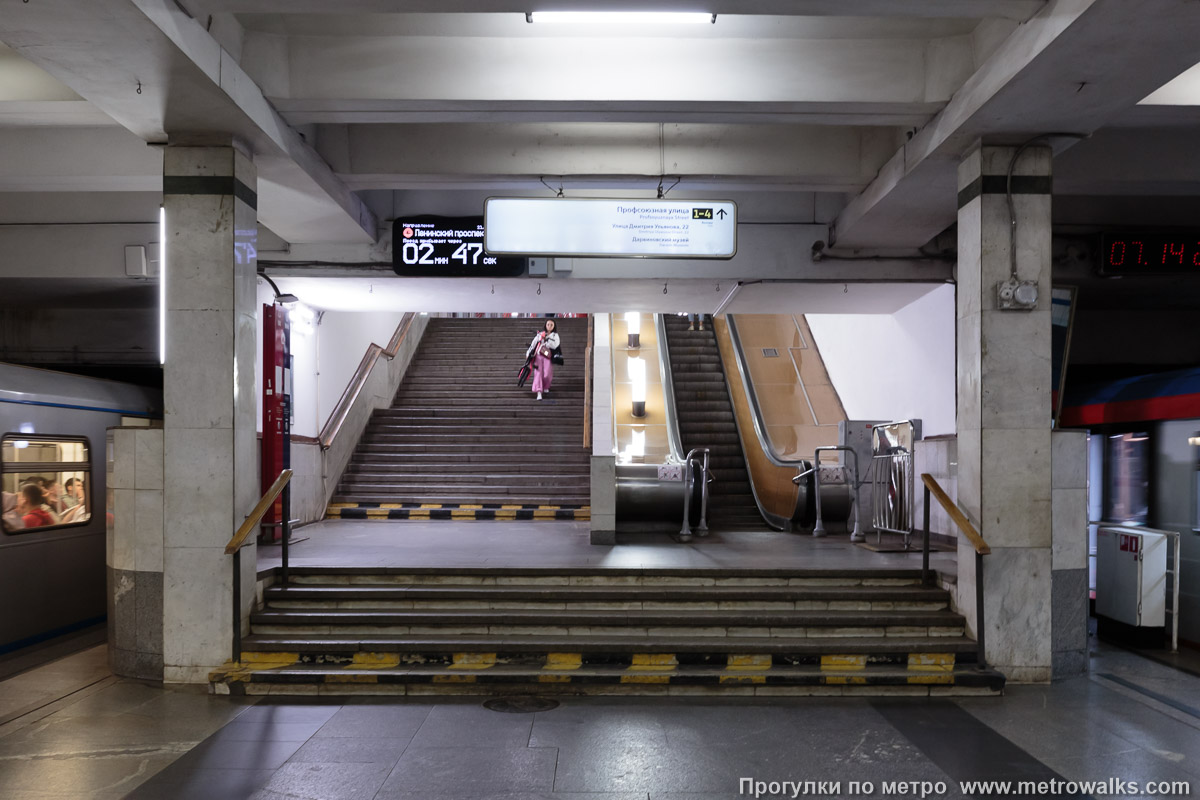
250 609 965 627
264 584 948 602
241 633 980 655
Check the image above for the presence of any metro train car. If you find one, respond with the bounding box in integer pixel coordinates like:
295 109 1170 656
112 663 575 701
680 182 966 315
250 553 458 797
1059 365 1200 645
0 363 161 654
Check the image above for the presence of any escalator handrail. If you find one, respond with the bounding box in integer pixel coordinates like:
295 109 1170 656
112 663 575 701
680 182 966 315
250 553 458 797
725 315 805 468
714 315 795 531
655 313 687 464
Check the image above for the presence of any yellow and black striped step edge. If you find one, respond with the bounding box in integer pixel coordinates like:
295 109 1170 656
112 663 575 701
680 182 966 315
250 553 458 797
210 651 1003 692
325 502 589 521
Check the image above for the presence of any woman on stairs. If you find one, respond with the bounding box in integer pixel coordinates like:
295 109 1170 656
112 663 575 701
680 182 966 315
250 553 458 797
525 318 560 401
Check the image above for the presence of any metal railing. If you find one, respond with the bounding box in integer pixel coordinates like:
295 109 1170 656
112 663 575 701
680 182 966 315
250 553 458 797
872 420 918 547
806 445 864 541
678 447 711 540
654 313 687 464
723 315 808 530
319 312 416 450
920 472 992 670
224 469 293 665
583 314 594 450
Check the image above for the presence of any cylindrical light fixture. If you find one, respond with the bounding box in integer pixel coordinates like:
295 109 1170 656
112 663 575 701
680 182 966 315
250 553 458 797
629 356 646 418
625 311 641 349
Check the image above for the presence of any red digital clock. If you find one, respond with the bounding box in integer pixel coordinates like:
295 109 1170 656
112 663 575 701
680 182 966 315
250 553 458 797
1100 233 1200 275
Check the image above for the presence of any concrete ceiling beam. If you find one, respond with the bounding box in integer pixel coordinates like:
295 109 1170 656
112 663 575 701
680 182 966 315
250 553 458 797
832 0 1200 249
313 123 900 194
272 100 943 129
269 34 959 107
188 0 1043 21
0 0 376 243
0 127 161 192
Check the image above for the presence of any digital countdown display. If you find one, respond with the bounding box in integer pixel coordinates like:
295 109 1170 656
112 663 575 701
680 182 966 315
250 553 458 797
392 216 525 277
1100 233 1200 275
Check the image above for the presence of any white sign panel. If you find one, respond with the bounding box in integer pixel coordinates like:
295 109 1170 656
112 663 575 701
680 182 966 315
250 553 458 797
484 198 737 259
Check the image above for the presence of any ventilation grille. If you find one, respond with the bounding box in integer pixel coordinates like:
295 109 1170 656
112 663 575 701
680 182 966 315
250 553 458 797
761 348 780 358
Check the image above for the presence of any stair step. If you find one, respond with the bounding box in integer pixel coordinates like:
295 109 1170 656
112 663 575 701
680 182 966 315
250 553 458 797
332 498 592 507
250 608 964 630
240 633 979 657
210 661 1005 697
338 474 589 487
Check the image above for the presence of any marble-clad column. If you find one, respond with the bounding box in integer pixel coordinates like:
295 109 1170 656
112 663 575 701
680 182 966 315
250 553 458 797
956 144 1054 683
162 143 259 684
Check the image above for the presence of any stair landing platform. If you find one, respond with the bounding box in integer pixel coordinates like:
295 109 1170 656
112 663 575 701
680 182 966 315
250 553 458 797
258 519 957 575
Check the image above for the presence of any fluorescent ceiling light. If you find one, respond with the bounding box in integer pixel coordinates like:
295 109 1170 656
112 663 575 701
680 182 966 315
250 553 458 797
527 12 714 25
159 206 166 366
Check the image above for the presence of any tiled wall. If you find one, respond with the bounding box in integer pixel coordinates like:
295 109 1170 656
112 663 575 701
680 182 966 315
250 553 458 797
106 426 164 681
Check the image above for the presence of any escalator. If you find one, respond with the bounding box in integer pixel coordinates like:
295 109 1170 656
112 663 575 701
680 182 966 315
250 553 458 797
662 314 766 528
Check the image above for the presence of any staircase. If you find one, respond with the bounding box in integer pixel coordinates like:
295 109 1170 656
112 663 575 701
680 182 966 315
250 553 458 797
328 317 590 514
663 315 764 529
211 566 1004 696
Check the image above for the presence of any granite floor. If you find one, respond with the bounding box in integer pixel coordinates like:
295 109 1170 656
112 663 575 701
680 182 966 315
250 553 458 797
257 520 956 574
1 638 1198 799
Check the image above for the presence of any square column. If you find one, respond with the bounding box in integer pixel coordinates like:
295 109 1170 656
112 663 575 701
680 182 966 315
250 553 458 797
956 144 1053 683
162 144 259 684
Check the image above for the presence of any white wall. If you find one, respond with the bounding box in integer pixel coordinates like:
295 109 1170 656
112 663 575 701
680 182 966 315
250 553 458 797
253 282 405 439
806 283 956 436
316 311 410 431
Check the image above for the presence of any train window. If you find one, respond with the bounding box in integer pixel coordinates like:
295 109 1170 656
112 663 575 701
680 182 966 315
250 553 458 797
1 436 91 534
1103 432 1150 525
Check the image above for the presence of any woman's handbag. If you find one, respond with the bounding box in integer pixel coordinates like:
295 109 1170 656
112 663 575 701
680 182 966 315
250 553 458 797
540 346 552 358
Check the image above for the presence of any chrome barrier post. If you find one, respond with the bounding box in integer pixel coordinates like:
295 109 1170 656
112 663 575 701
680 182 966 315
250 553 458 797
231 547 241 665
281 483 290 586
678 457 695 541
845 448 864 543
921 485 931 585
812 453 826 537
975 550 987 671
696 449 710 536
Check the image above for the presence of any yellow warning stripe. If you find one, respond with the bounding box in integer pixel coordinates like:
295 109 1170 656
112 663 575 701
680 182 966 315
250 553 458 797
907 653 955 672
821 655 866 670
450 652 496 669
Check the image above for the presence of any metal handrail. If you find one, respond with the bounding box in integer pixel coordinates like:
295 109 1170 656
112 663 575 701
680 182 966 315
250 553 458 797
808 445 864 542
225 468 293 665
319 312 416 450
919 472 991 670
654 313 686 463
583 314 594 450
724 316 795 468
721 315 801 530
921 474 990 555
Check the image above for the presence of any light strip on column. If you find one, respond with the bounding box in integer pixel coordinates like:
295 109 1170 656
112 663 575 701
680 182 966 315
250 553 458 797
159 206 166 365
527 12 714 24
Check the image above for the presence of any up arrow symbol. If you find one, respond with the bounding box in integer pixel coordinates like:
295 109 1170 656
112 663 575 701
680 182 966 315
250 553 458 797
716 209 728 219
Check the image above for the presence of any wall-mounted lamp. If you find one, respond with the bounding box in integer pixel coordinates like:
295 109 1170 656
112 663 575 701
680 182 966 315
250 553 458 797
629 356 646 418
261 273 299 306
625 311 641 349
